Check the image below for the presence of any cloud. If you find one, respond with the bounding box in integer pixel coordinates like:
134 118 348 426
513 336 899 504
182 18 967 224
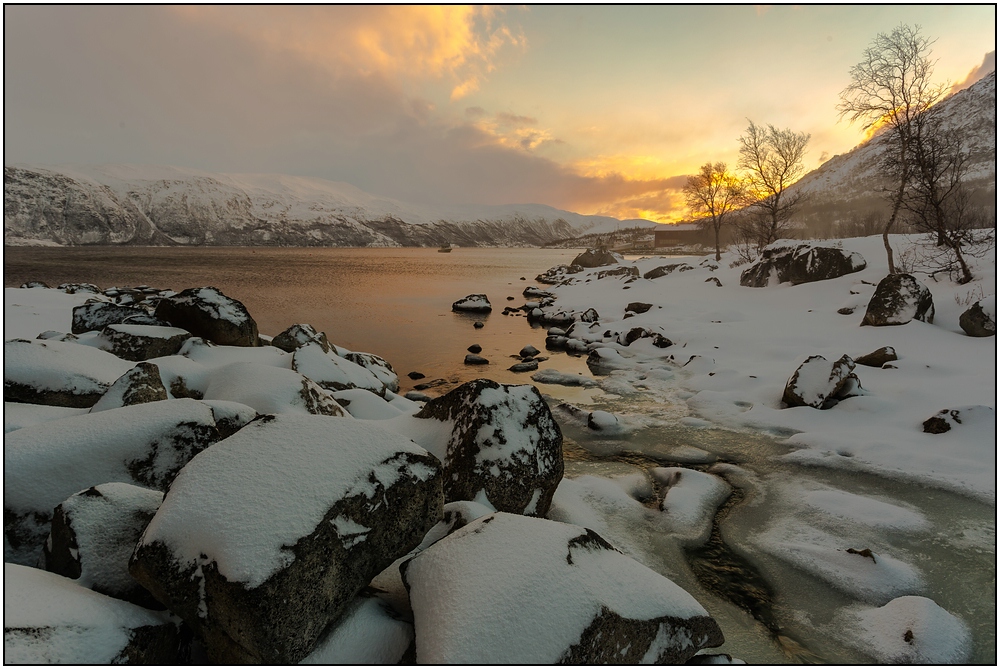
950 51 996 96
495 112 537 127
465 106 488 118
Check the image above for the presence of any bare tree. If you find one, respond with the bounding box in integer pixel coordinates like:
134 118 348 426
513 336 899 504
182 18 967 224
837 24 947 274
737 121 810 252
682 162 744 261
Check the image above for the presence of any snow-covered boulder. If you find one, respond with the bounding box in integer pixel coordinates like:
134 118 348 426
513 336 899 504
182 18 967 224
571 248 620 268
402 513 724 663
129 415 443 664
270 322 333 353
958 296 996 337
412 379 563 516
4 399 221 565
643 263 693 279
4 564 184 664
292 341 387 396
3 402 88 433
201 399 259 438
536 264 584 284
595 265 639 280
652 468 731 545
836 596 971 663
342 351 400 393
71 301 166 334
301 594 414 664
90 362 169 412
854 345 898 368
95 323 191 361
587 410 619 431
921 405 995 434
154 286 260 347
782 354 863 409
740 242 866 287
58 282 102 295
43 483 164 608
4 338 134 408
861 274 935 326
451 294 493 313
617 326 673 348
203 361 347 416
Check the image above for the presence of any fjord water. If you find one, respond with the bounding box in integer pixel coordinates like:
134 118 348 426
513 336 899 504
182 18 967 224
4 246 994 663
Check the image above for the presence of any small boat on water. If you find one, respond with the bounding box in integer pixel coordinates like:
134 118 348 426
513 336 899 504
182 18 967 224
438 244 454 253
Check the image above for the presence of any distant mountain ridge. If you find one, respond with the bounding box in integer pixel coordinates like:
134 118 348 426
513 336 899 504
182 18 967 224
3 164 656 248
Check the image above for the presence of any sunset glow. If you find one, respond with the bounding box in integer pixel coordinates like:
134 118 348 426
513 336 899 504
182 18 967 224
4 5 995 222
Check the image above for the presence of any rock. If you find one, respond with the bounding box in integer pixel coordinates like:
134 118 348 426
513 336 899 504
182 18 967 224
4 399 221 567
270 323 333 353
413 379 563 515
4 563 186 664
618 326 649 346
861 274 935 326
519 344 540 357
407 371 426 380
740 242 867 287
625 302 653 314
473 321 484 329
36 330 79 342
854 346 898 368
343 351 400 393
535 264 584 285
587 410 619 431
19 280 49 288
530 369 598 387
154 286 260 346
90 362 169 412
464 354 489 365
452 294 492 313
705 277 723 287
467 344 483 354
404 391 432 402
523 286 555 298
205 361 347 416
595 266 639 280
4 338 135 408
96 324 192 362
921 406 995 434
643 263 693 279
402 513 724 663
413 378 450 391
58 282 102 294
201 400 259 439
292 341 387 396
782 354 863 409
71 301 167 335
579 307 600 323
959 298 996 337
129 415 443 664
838 306 857 315
42 483 164 608
509 361 539 373
571 248 620 268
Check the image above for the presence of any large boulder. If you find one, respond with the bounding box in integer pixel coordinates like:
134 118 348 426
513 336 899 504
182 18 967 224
4 399 221 566
535 264 584 285
203 361 348 416
861 274 935 326
270 323 334 353
921 405 995 435
740 242 867 287
292 341 388 396
4 338 135 408
782 354 863 409
71 301 166 335
89 362 169 412
95 323 192 361
154 286 260 346
412 379 563 516
4 564 185 664
129 415 443 664
451 294 493 313
854 346 898 368
571 248 620 268
402 513 724 663
958 297 996 337
595 265 639 280
42 483 164 609
343 351 400 394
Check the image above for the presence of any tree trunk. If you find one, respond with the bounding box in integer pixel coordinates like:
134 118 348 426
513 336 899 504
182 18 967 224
713 220 722 261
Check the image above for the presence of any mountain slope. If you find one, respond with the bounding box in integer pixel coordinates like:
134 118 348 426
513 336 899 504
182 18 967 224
4 164 655 247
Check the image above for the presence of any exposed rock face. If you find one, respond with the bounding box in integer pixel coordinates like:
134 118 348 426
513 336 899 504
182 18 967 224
4 399 221 566
4 338 134 408
129 416 443 664
854 346 898 368
414 379 563 516
625 302 653 314
343 352 400 394
72 301 167 335
740 242 867 287
861 274 935 326
90 362 169 412
402 513 724 664
782 354 863 409
921 405 995 434
643 263 693 280
97 324 191 362
595 266 639 280
958 299 996 337
536 264 584 285
571 248 619 268
451 294 493 313
154 287 260 346
42 483 164 609
270 323 333 353
4 564 185 664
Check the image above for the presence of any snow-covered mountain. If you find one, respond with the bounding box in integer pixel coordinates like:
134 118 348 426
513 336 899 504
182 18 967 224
3 164 655 247
792 70 996 228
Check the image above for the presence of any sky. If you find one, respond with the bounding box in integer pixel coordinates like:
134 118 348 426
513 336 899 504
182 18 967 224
4 5 995 222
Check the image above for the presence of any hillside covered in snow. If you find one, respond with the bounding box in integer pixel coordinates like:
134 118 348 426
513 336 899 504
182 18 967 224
3 164 654 248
